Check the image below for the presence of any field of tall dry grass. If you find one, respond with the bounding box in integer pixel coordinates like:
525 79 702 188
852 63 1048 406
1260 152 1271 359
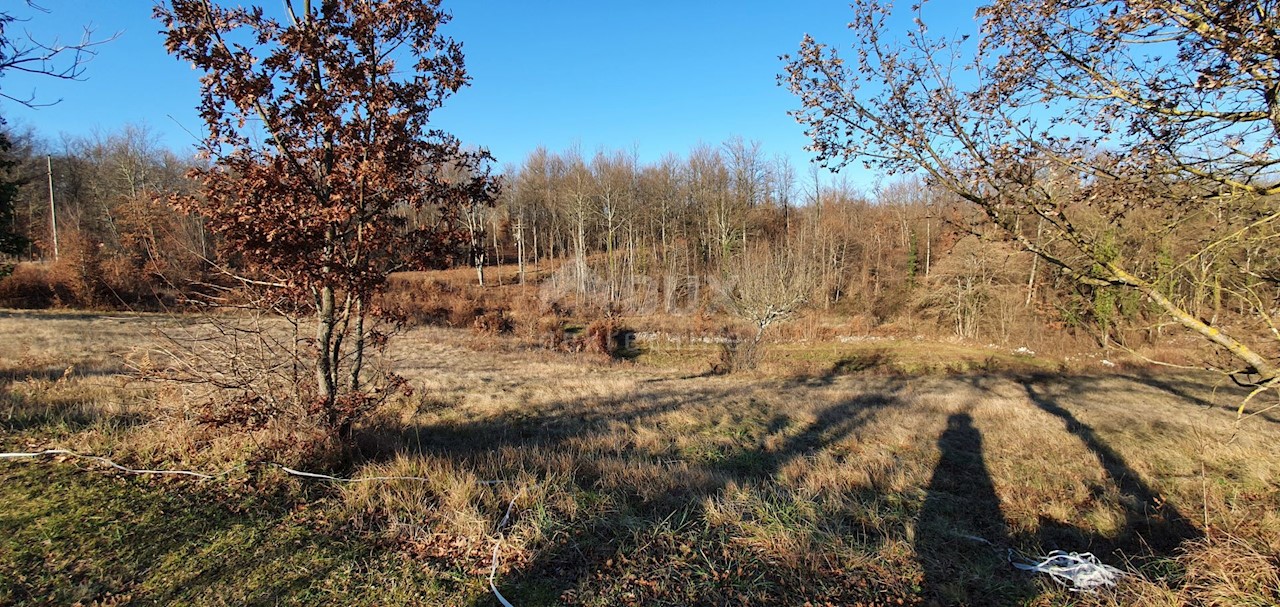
1 309 1277 606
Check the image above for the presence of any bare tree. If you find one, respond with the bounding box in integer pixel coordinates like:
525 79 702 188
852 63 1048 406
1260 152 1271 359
0 2 116 256
716 241 813 371
0 1 117 107
560 147 594 298
783 0 1280 408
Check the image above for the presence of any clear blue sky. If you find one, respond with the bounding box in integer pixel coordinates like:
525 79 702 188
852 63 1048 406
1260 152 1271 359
0 1 982 185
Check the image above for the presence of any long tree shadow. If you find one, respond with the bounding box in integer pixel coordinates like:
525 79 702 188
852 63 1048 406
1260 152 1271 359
1126 371 1279 423
358 376 914 605
789 348 895 387
356 380 754 463
351 364 1223 604
913 374 1207 604
916 412 1036 605
1019 374 1203 556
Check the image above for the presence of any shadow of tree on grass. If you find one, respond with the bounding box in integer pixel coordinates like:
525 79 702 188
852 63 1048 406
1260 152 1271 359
361 378 920 606
1020 374 1203 556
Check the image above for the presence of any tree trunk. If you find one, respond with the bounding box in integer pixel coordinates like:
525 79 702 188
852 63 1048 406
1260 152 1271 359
516 211 526 285
1025 218 1043 306
924 216 931 278
1107 262 1276 380
316 284 337 417
349 295 365 393
606 208 617 301
575 210 588 296
531 216 539 271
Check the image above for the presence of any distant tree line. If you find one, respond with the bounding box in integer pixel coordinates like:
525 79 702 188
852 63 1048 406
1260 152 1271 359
0 124 208 306
3 117 1273 363
2 0 1276 394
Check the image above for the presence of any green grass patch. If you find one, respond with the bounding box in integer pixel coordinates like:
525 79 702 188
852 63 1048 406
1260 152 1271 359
0 465 477 606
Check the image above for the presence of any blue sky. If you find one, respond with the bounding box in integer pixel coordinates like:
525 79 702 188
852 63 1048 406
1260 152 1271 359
1 1 982 185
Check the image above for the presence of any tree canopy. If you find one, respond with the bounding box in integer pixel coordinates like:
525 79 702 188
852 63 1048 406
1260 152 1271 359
156 0 499 434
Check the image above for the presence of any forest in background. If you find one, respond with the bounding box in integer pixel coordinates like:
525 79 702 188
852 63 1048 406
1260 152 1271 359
0 121 1265 363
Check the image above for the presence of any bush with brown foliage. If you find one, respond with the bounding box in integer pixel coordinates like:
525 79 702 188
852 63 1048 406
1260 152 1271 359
0 222 208 310
0 238 113 309
0 262 65 308
471 308 514 336
50 231 109 307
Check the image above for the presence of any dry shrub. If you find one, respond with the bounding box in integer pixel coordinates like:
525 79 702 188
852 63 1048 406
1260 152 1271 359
446 297 482 328
99 256 141 301
569 317 634 358
377 283 447 326
97 255 181 308
506 288 554 331
0 229 201 310
712 340 748 375
0 262 65 308
49 231 108 307
582 318 617 355
690 310 725 337
0 237 106 309
775 312 841 342
379 276 459 326
134 311 398 468
381 273 541 333
334 450 581 575
710 325 757 374
471 308 514 335
531 314 566 349
1172 534 1280 606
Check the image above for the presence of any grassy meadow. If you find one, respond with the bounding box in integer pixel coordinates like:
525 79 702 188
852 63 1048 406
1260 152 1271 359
1 308 1278 606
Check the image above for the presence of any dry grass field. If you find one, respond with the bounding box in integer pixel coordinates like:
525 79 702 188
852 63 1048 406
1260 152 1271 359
1 309 1278 606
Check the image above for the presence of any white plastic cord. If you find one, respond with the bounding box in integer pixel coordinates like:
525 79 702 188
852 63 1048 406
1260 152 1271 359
274 464 503 485
0 449 230 479
0 450 502 485
1011 550 1127 592
489 490 523 607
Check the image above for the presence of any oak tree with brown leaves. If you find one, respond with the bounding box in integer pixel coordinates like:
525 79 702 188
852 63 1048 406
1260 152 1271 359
156 0 498 436
784 0 1280 411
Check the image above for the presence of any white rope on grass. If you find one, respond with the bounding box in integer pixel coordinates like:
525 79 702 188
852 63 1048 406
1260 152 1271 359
489 490 524 607
1011 550 1127 592
1 450 505 485
0 449 230 479
274 464 503 485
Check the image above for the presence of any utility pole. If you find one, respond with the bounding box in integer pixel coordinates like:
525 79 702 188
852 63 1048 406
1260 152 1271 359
46 155 59 261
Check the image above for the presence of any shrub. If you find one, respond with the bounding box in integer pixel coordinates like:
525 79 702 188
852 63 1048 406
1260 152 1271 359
471 308 514 335
581 317 636 358
0 262 62 308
